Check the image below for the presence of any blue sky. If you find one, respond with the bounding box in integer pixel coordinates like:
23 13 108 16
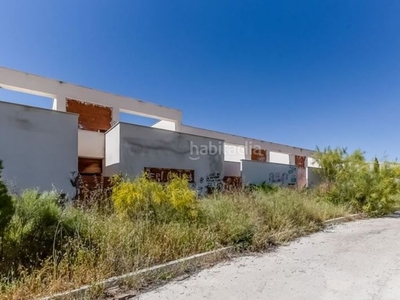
1 0 399 160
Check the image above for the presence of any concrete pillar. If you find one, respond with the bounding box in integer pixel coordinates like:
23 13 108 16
112 106 120 126
289 154 295 165
244 142 252 161
52 95 67 112
305 157 310 187
174 120 182 132
265 150 270 162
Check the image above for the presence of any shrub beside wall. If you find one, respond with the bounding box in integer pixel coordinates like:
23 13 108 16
314 147 400 216
0 160 14 256
112 174 198 222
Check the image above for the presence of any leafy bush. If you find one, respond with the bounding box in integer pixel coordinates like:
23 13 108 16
112 174 197 222
313 147 348 183
0 160 14 255
4 190 85 274
314 147 400 216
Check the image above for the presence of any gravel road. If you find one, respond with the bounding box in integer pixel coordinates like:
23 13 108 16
137 215 400 300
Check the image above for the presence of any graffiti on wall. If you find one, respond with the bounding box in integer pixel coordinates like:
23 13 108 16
268 165 296 186
144 167 195 183
194 172 223 195
143 168 223 196
205 172 223 193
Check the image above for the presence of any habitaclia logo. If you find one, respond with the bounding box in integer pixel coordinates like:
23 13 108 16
189 141 263 161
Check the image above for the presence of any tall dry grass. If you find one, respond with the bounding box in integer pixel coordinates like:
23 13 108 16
0 181 353 300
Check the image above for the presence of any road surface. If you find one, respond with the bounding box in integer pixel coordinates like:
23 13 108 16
137 215 400 300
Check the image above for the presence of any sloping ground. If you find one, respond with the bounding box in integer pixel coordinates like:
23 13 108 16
137 216 400 300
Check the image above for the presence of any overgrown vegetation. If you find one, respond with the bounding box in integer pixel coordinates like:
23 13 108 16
112 174 198 222
0 160 14 260
314 147 400 216
1 146 399 299
0 175 351 299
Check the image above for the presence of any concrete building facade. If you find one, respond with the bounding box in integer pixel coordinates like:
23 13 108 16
0 101 78 195
0 66 321 195
105 123 224 195
241 160 297 187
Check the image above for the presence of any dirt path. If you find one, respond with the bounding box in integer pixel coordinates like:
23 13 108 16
136 216 400 300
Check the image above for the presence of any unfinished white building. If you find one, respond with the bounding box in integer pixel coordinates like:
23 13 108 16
0 66 319 196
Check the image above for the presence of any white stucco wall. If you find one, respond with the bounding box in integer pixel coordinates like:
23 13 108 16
224 161 241 177
224 144 246 162
78 130 104 158
104 123 225 195
104 124 121 176
242 160 297 186
307 157 319 168
269 151 290 164
151 120 176 131
0 67 319 168
0 101 78 196
181 125 315 158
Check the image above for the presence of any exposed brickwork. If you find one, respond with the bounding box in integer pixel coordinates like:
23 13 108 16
66 98 112 132
295 155 306 169
251 148 267 162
